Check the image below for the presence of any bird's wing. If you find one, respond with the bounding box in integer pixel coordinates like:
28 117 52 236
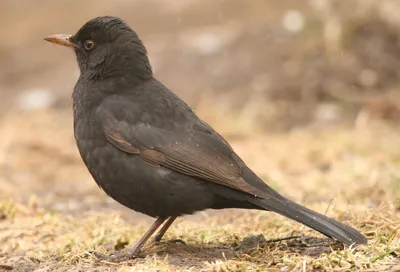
97 98 268 198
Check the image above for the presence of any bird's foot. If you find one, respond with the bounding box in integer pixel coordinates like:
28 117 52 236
90 249 141 263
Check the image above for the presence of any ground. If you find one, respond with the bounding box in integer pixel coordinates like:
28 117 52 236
0 111 399 271
1 0 400 271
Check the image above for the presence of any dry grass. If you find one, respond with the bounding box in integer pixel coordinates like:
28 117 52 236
0 110 400 271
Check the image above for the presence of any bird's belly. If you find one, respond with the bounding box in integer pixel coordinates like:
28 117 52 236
78 142 215 217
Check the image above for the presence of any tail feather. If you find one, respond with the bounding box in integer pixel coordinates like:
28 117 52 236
250 196 367 246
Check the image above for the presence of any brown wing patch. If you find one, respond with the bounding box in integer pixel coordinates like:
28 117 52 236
104 129 140 154
165 144 241 179
159 145 268 198
163 154 267 197
102 115 267 199
141 149 165 167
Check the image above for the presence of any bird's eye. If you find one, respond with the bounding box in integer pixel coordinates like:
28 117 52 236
84 40 95 50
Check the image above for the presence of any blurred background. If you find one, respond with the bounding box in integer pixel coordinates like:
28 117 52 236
1 0 400 219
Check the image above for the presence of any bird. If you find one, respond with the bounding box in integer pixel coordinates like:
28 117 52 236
44 16 367 262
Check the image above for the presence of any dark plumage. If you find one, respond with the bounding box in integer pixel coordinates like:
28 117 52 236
45 16 367 262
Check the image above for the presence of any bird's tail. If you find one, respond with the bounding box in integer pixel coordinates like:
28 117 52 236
249 195 367 246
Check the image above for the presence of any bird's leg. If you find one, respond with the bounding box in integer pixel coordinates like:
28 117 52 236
151 216 184 244
93 217 167 262
126 217 168 255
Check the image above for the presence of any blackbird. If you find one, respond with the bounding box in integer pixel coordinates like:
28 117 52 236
45 16 367 262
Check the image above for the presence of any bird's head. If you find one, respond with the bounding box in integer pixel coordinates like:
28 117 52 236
45 16 152 81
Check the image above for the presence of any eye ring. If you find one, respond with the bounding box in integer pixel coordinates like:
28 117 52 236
84 40 95 50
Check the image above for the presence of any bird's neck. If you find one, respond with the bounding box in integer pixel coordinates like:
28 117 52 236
82 59 153 84
73 70 154 118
